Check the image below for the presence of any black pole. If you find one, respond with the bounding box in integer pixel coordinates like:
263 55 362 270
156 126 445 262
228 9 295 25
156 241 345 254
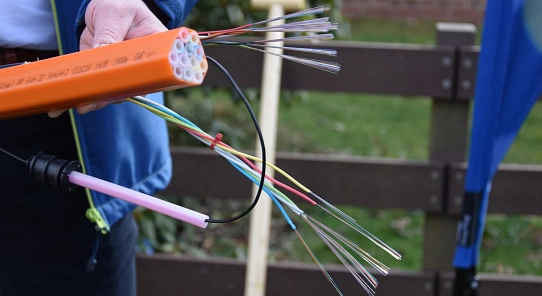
454 267 480 296
453 191 483 296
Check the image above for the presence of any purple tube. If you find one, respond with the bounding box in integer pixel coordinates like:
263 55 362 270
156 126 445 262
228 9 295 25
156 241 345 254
168 50 179 66
179 53 190 68
69 171 209 228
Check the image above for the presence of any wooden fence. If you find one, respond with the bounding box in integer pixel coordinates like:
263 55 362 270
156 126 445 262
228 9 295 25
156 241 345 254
136 23 542 295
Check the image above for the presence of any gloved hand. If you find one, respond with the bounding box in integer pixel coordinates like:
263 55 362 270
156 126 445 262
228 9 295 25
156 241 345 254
48 0 167 118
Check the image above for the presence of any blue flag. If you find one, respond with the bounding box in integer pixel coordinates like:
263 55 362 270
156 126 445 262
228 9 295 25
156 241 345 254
454 0 542 269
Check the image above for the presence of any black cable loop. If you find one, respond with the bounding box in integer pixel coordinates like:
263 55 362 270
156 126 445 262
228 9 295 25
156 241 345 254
204 56 266 224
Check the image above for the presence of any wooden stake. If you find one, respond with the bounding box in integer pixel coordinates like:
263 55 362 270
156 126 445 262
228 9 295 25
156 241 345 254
244 0 303 295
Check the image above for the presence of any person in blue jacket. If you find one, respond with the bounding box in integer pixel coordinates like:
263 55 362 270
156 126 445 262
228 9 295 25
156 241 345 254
0 0 196 295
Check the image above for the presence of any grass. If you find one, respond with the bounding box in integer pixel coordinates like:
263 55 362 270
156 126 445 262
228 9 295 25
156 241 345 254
139 16 542 278
480 215 542 275
278 93 431 159
505 103 542 164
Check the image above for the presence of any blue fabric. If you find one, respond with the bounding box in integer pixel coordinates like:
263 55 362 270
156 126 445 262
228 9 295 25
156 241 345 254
52 0 83 54
454 0 542 268
154 0 199 28
54 0 197 228
75 0 91 46
73 93 172 228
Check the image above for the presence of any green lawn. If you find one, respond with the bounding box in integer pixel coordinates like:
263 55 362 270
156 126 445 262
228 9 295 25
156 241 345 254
140 17 542 277
277 93 430 159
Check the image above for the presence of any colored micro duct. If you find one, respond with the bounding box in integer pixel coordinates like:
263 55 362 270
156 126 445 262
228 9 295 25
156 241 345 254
0 6 400 295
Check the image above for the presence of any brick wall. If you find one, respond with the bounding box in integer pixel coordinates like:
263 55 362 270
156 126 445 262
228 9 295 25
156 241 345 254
342 0 486 23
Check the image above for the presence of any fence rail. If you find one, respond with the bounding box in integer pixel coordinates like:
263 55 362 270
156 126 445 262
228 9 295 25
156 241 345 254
137 254 436 296
162 146 446 212
137 24 542 295
202 38 461 98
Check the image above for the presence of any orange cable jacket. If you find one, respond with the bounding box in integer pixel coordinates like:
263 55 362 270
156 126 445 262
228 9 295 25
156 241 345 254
0 28 206 119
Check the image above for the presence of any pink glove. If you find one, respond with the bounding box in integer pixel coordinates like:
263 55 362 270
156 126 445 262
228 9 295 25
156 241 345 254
48 0 167 118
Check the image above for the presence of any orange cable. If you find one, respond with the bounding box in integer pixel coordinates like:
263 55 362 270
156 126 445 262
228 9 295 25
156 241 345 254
0 27 207 119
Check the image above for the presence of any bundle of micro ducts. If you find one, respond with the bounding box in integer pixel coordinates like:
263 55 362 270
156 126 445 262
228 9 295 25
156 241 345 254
0 27 207 119
169 28 208 84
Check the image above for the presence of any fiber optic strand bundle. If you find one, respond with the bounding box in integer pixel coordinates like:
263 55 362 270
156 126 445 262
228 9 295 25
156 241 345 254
198 5 341 74
129 95 402 296
181 6 396 294
0 27 207 119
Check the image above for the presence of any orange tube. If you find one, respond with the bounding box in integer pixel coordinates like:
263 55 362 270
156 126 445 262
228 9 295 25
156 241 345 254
0 27 206 119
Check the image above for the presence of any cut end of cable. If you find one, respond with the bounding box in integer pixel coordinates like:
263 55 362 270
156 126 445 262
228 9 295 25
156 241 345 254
312 195 402 261
302 214 379 295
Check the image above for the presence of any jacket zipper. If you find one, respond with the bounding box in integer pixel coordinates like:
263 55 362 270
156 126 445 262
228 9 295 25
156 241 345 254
50 0 110 234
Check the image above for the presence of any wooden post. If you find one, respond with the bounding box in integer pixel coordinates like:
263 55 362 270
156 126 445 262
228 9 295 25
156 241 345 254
244 1 304 296
423 23 476 275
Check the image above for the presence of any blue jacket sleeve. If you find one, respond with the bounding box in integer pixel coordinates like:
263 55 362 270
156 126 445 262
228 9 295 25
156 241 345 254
153 0 199 28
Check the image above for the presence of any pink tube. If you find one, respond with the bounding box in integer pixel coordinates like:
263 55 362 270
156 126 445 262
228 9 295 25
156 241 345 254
69 171 209 228
173 66 184 79
177 28 190 43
